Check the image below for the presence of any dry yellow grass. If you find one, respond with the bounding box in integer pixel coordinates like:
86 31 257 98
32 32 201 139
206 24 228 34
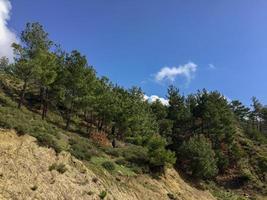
0 129 216 200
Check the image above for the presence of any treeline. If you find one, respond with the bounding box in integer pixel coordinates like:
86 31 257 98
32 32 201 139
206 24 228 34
0 22 266 178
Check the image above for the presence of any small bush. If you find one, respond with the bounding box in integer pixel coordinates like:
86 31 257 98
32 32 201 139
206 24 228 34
167 193 178 200
90 131 110 146
36 134 62 153
101 161 115 171
69 138 95 161
49 163 67 174
99 190 107 199
115 158 128 166
87 191 93 195
178 134 218 179
258 156 267 173
104 147 121 157
229 142 245 162
92 177 98 183
122 145 149 165
30 185 38 191
216 150 229 172
56 163 67 174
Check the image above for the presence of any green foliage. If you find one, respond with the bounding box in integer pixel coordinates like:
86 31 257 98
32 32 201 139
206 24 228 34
229 142 246 162
193 90 236 146
99 190 107 199
36 133 62 153
216 150 229 172
244 127 267 144
101 161 116 171
0 57 9 72
121 145 149 164
69 138 97 161
1 22 266 195
178 135 218 179
206 181 249 200
258 156 267 173
230 100 250 122
125 135 176 170
0 102 63 153
146 134 176 167
49 163 67 174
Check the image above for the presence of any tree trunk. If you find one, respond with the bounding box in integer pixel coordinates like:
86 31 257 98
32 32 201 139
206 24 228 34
65 102 73 130
42 88 49 120
65 115 71 130
18 81 27 109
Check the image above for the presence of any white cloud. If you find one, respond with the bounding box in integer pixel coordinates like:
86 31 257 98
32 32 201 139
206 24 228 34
144 94 169 106
155 62 197 84
208 64 216 69
0 0 18 60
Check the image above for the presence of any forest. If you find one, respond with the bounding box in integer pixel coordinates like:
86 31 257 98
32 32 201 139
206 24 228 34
0 22 267 199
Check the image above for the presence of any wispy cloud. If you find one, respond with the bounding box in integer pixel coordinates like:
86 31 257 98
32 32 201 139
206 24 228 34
144 94 169 106
155 62 197 84
208 64 216 70
0 0 18 60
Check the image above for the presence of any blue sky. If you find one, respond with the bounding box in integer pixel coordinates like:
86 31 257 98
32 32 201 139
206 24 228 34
2 0 267 105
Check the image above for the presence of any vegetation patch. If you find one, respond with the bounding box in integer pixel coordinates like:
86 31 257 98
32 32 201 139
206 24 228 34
49 163 67 174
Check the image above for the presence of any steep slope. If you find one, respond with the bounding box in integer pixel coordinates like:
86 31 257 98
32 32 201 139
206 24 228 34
0 129 216 200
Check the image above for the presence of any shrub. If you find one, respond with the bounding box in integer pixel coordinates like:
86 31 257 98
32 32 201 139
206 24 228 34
103 147 121 157
258 156 267 173
229 142 245 162
49 163 67 174
216 151 229 172
146 134 176 168
178 134 218 179
115 158 128 166
56 163 67 174
30 185 38 191
101 161 115 171
90 131 110 146
36 133 62 153
99 190 107 199
122 145 149 165
69 138 95 161
167 193 178 200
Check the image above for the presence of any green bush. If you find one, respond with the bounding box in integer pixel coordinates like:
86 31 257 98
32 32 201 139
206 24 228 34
122 145 149 165
245 127 267 144
258 156 267 173
36 133 62 153
178 134 218 179
216 151 229 172
49 163 67 174
69 138 96 161
146 134 176 168
0 104 63 153
101 161 115 171
229 142 245 162
99 190 107 199
115 158 128 166
103 147 121 157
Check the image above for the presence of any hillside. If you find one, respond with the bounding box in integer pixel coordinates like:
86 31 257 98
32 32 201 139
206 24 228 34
0 129 215 200
0 67 266 200
0 21 267 200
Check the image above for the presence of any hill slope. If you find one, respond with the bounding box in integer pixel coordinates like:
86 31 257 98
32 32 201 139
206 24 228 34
0 129 216 200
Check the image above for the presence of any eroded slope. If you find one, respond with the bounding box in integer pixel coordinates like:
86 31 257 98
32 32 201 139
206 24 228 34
0 129 215 200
